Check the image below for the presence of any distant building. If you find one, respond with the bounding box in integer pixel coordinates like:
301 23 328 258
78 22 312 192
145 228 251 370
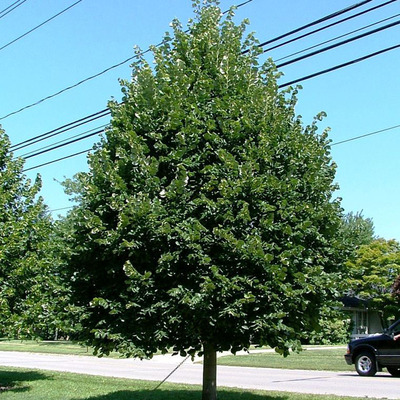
341 296 383 339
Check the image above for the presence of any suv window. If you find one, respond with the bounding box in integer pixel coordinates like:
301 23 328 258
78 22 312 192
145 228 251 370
389 320 400 335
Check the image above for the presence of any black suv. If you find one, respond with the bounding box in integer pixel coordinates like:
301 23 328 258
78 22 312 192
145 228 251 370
345 318 400 376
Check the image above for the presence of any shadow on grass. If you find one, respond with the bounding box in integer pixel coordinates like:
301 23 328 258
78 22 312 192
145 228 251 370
72 388 290 400
0 369 48 393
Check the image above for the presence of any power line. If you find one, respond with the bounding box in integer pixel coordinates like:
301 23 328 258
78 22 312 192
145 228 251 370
22 46 400 173
0 0 253 122
10 108 110 151
279 42 400 87
262 0 399 54
275 11 400 63
0 61 131 122
19 124 108 158
276 19 400 69
22 148 91 173
332 124 400 146
0 0 82 53
225 0 253 12
246 0 374 54
0 0 21 16
0 0 28 20
22 128 103 160
47 206 74 213
6 2 259 159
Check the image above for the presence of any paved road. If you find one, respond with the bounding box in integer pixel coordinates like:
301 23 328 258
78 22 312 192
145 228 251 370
0 351 399 399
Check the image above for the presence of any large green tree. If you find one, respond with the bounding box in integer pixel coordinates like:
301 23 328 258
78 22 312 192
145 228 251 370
63 3 347 399
0 128 70 339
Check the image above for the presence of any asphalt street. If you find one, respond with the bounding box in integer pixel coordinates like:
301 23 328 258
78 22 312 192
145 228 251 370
0 351 399 399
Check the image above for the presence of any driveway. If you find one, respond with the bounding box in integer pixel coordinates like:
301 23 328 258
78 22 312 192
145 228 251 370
0 351 398 399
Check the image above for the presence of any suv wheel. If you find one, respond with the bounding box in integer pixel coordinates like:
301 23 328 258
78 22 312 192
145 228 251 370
387 366 400 377
355 352 377 376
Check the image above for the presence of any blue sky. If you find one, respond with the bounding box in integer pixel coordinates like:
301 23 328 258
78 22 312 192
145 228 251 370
1 0 399 240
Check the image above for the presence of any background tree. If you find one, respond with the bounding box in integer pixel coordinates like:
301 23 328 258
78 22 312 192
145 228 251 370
62 3 347 399
346 238 400 327
305 211 376 344
0 128 71 339
340 211 375 249
392 274 400 299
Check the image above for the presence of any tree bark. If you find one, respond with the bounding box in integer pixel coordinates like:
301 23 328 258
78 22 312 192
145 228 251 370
202 342 217 400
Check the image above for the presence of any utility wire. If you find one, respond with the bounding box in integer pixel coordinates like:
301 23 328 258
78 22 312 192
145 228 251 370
224 0 253 13
262 0 399 54
6 1 257 159
0 0 82 53
10 108 110 151
276 18 400 68
47 206 74 213
0 0 28 20
22 41 400 173
332 124 400 146
243 0 374 54
23 148 91 172
3 0 379 126
275 11 400 63
0 0 252 121
0 59 132 122
0 0 21 16
23 128 103 160
279 42 400 87
19 124 108 158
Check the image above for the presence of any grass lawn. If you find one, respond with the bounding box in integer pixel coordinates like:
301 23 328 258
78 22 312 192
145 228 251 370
0 339 125 358
0 339 92 356
0 366 368 400
217 348 353 372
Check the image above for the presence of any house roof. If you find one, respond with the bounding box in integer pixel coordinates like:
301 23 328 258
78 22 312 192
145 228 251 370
341 295 369 309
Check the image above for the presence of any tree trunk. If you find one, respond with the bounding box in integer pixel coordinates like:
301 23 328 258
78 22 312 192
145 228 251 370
202 342 217 400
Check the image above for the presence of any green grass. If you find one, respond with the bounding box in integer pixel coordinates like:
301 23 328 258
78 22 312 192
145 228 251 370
0 339 92 356
0 366 369 400
0 339 125 358
217 348 353 372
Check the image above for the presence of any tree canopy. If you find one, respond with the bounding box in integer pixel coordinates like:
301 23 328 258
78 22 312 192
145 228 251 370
62 2 347 398
346 238 400 326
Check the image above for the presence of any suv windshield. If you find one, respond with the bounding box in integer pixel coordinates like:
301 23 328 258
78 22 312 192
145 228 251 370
387 319 400 335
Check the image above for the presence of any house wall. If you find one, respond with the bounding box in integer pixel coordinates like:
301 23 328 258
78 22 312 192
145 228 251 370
347 309 383 338
369 312 383 333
